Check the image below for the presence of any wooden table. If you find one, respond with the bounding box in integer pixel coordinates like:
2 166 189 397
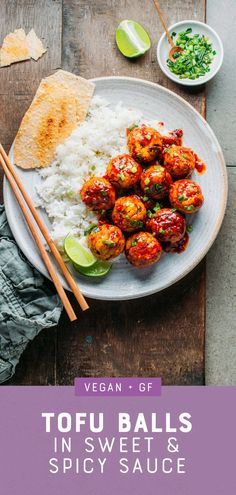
0 0 206 385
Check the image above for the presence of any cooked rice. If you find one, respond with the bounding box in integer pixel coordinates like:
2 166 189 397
36 96 167 249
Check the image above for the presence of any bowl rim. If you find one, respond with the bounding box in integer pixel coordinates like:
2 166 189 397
157 19 224 87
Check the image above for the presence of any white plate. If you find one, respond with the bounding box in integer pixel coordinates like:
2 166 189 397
157 20 224 86
4 76 227 300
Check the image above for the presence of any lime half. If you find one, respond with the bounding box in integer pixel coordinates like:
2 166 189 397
73 260 112 278
64 235 96 268
116 20 151 58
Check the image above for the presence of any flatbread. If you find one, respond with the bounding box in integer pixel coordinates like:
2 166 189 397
14 70 95 169
26 28 47 61
0 28 30 67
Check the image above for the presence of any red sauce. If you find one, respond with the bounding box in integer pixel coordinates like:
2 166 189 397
161 129 183 156
98 214 110 225
194 153 206 175
163 233 189 254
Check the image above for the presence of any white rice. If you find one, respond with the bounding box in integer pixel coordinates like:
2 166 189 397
36 96 168 249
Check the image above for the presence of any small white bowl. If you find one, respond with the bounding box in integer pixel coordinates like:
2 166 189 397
157 20 224 86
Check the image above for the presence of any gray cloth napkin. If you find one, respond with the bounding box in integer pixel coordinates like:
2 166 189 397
0 205 62 383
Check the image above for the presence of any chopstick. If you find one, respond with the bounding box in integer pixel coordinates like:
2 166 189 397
0 153 77 321
0 143 89 317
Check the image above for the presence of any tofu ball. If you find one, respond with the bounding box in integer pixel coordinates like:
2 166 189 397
88 224 125 260
80 176 116 211
146 207 186 243
112 195 146 232
163 145 195 179
163 232 189 254
140 164 173 200
169 179 204 214
127 126 162 164
125 232 162 268
106 154 142 189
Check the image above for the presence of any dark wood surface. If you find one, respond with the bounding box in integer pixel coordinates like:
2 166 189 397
0 0 206 385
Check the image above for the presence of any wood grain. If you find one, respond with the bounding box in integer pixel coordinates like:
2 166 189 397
56 262 205 385
58 0 206 385
0 0 63 385
1 0 206 385
62 0 206 114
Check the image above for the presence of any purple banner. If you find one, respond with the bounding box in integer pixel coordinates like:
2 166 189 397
0 386 235 494
74 377 162 396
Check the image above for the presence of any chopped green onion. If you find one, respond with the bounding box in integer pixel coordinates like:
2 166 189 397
66 190 74 198
159 228 165 234
131 219 143 227
128 124 138 132
178 195 185 201
101 190 108 197
167 28 216 80
187 225 193 233
153 203 161 212
185 205 194 211
84 223 98 235
102 240 115 246
118 173 125 181
131 238 138 247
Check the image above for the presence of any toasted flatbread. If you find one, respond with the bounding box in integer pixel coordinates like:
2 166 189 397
26 28 47 61
14 70 95 169
0 28 30 67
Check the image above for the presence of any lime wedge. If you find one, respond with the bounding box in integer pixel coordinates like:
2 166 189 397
64 235 96 268
73 260 112 278
116 20 151 58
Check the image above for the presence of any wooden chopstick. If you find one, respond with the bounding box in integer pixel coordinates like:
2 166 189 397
0 152 77 322
0 144 88 312
0 143 89 315
152 0 174 48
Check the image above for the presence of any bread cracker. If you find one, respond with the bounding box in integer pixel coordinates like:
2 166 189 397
0 28 30 67
26 29 47 61
14 70 95 169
